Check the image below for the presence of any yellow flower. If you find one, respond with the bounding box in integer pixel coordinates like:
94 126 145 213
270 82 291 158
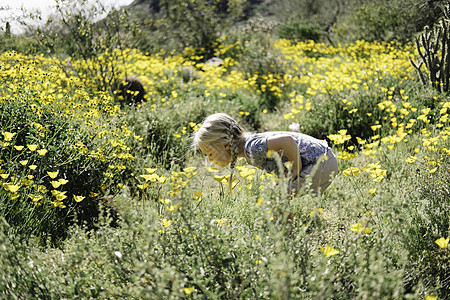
369 188 376 194
183 167 196 172
256 197 263 206
421 108 431 115
216 218 228 226
140 173 160 182
159 198 171 204
166 205 176 212
137 183 149 189
193 192 203 198
10 193 20 200
145 168 157 174
184 287 195 295
0 173 9 179
2 131 16 141
405 156 417 163
4 183 20 193
428 167 438 173
161 218 172 228
52 189 67 197
204 167 218 173
29 165 37 170
27 144 38 151
343 167 361 176
14 145 24 151
73 195 85 202
319 245 339 258
50 181 62 188
371 125 382 131
58 178 69 185
435 237 449 249
47 171 59 179
19 160 28 166
425 296 437 300
89 191 99 197
350 223 372 234
37 149 48 156
29 194 43 202
214 174 238 190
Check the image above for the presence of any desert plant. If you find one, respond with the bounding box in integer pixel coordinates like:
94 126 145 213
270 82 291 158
411 4 450 93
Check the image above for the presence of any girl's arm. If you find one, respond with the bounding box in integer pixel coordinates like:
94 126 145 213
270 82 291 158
266 135 301 179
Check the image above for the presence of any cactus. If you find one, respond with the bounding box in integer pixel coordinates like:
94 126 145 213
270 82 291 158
411 5 450 93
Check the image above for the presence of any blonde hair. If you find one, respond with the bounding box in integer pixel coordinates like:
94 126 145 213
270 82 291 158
192 113 245 168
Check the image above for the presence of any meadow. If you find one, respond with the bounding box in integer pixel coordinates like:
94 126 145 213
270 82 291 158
0 37 449 298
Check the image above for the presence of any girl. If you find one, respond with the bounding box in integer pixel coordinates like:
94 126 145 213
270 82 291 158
192 113 338 195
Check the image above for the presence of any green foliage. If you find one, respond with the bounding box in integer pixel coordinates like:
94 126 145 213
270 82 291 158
402 154 450 297
0 100 123 244
230 19 287 111
149 0 246 59
276 21 322 42
15 0 142 92
411 4 450 93
333 0 444 43
295 89 385 143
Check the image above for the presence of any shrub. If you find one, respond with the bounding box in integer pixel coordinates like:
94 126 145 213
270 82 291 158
276 21 323 42
0 100 123 244
115 75 146 107
403 154 450 297
332 0 444 43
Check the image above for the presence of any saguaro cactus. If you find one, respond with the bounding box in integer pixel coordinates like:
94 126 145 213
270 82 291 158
411 5 450 93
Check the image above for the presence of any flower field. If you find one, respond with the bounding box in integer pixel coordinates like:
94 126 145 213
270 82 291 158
0 38 449 298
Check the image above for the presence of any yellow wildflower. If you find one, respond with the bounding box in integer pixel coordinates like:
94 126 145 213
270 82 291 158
350 223 372 234
319 245 339 258
204 167 218 173
27 144 38 151
343 167 361 176
4 183 20 193
406 156 417 163
2 131 16 141
184 287 195 295
50 181 62 189
73 195 85 202
47 171 59 179
435 237 449 249
145 168 157 174
37 149 48 156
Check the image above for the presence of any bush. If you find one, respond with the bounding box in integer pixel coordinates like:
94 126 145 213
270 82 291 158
0 100 122 244
333 0 444 43
277 21 323 42
403 154 450 297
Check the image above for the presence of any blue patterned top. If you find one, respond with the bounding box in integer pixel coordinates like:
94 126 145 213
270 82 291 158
244 132 329 176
